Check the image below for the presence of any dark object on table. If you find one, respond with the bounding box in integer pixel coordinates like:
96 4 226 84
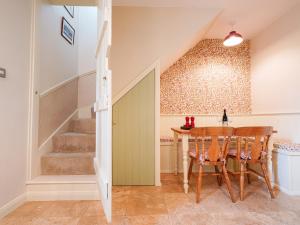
222 109 229 126
181 125 192 130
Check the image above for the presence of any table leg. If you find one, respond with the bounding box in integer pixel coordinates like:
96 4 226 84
268 135 274 186
182 134 189 193
173 132 179 175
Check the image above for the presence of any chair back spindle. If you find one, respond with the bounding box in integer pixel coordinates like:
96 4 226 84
234 127 273 162
190 127 234 163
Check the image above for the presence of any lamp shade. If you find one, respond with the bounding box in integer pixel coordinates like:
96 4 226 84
223 31 244 47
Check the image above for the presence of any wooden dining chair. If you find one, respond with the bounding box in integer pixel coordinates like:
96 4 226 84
188 127 235 203
228 127 275 200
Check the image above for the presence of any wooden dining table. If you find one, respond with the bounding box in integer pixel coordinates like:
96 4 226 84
171 127 277 194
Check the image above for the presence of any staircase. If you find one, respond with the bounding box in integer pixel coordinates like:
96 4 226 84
41 112 96 175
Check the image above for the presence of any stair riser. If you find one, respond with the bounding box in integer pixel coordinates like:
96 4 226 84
69 119 95 134
41 155 95 175
53 135 95 153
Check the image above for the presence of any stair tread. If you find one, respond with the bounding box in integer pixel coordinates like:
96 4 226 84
58 132 95 137
68 118 96 134
41 152 95 175
52 132 95 153
72 118 95 122
27 175 97 184
41 113 96 176
43 152 95 158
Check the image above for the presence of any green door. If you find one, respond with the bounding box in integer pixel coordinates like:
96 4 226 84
113 70 155 185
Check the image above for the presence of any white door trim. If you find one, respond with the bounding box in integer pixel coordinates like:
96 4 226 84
27 0 39 181
154 61 161 186
94 0 112 222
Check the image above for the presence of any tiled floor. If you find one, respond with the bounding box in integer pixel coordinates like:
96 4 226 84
1 173 300 225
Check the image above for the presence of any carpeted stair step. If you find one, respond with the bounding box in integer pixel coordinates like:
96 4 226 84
69 118 95 134
53 132 95 153
41 152 95 175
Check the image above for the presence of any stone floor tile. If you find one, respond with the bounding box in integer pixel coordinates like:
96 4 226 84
83 201 105 217
125 193 168 216
77 216 107 225
125 215 171 225
31 217 80 225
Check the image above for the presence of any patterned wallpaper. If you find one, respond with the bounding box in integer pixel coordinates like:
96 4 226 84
160 39 251 115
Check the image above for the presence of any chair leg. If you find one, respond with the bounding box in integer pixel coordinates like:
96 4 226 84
188 158 194 182
222 164 235 203
240 162 245 201
246 163 251 184
215 165 223 186
261 162 275 199
196 165 203 203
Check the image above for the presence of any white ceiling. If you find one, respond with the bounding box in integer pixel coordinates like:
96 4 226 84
112 0 300 39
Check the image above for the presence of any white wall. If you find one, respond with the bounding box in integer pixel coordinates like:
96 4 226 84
36 3 97 93
36 0 79 93
251 4 300 114
77 7 97 75
77 7 97 113
0 0 31 210
78 72 96 108
111 6 220 98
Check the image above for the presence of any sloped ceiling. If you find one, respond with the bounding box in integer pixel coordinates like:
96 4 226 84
111 7 220 97
113 0 300 39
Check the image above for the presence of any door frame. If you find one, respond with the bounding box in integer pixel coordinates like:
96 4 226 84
26 0 101 181
27 0 39 181
27 1 113 222
154 61 161 186
94 0 112 222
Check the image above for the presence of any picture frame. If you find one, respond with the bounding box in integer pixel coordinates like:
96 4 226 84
64 5 74 18
61 17 75 45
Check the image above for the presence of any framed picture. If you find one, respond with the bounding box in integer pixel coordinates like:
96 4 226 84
64 5 74 18
61 17 75 45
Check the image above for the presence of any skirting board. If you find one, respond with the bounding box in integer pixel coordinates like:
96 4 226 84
27 190 100 201
26 183 100 201
0 193 26 220
273 183 300 196
249 173 300 196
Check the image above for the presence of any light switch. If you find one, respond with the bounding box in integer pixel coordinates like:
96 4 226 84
0 68 6 78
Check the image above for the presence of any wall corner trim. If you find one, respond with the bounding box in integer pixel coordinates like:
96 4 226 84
0 193 27 220
113 59 161 105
